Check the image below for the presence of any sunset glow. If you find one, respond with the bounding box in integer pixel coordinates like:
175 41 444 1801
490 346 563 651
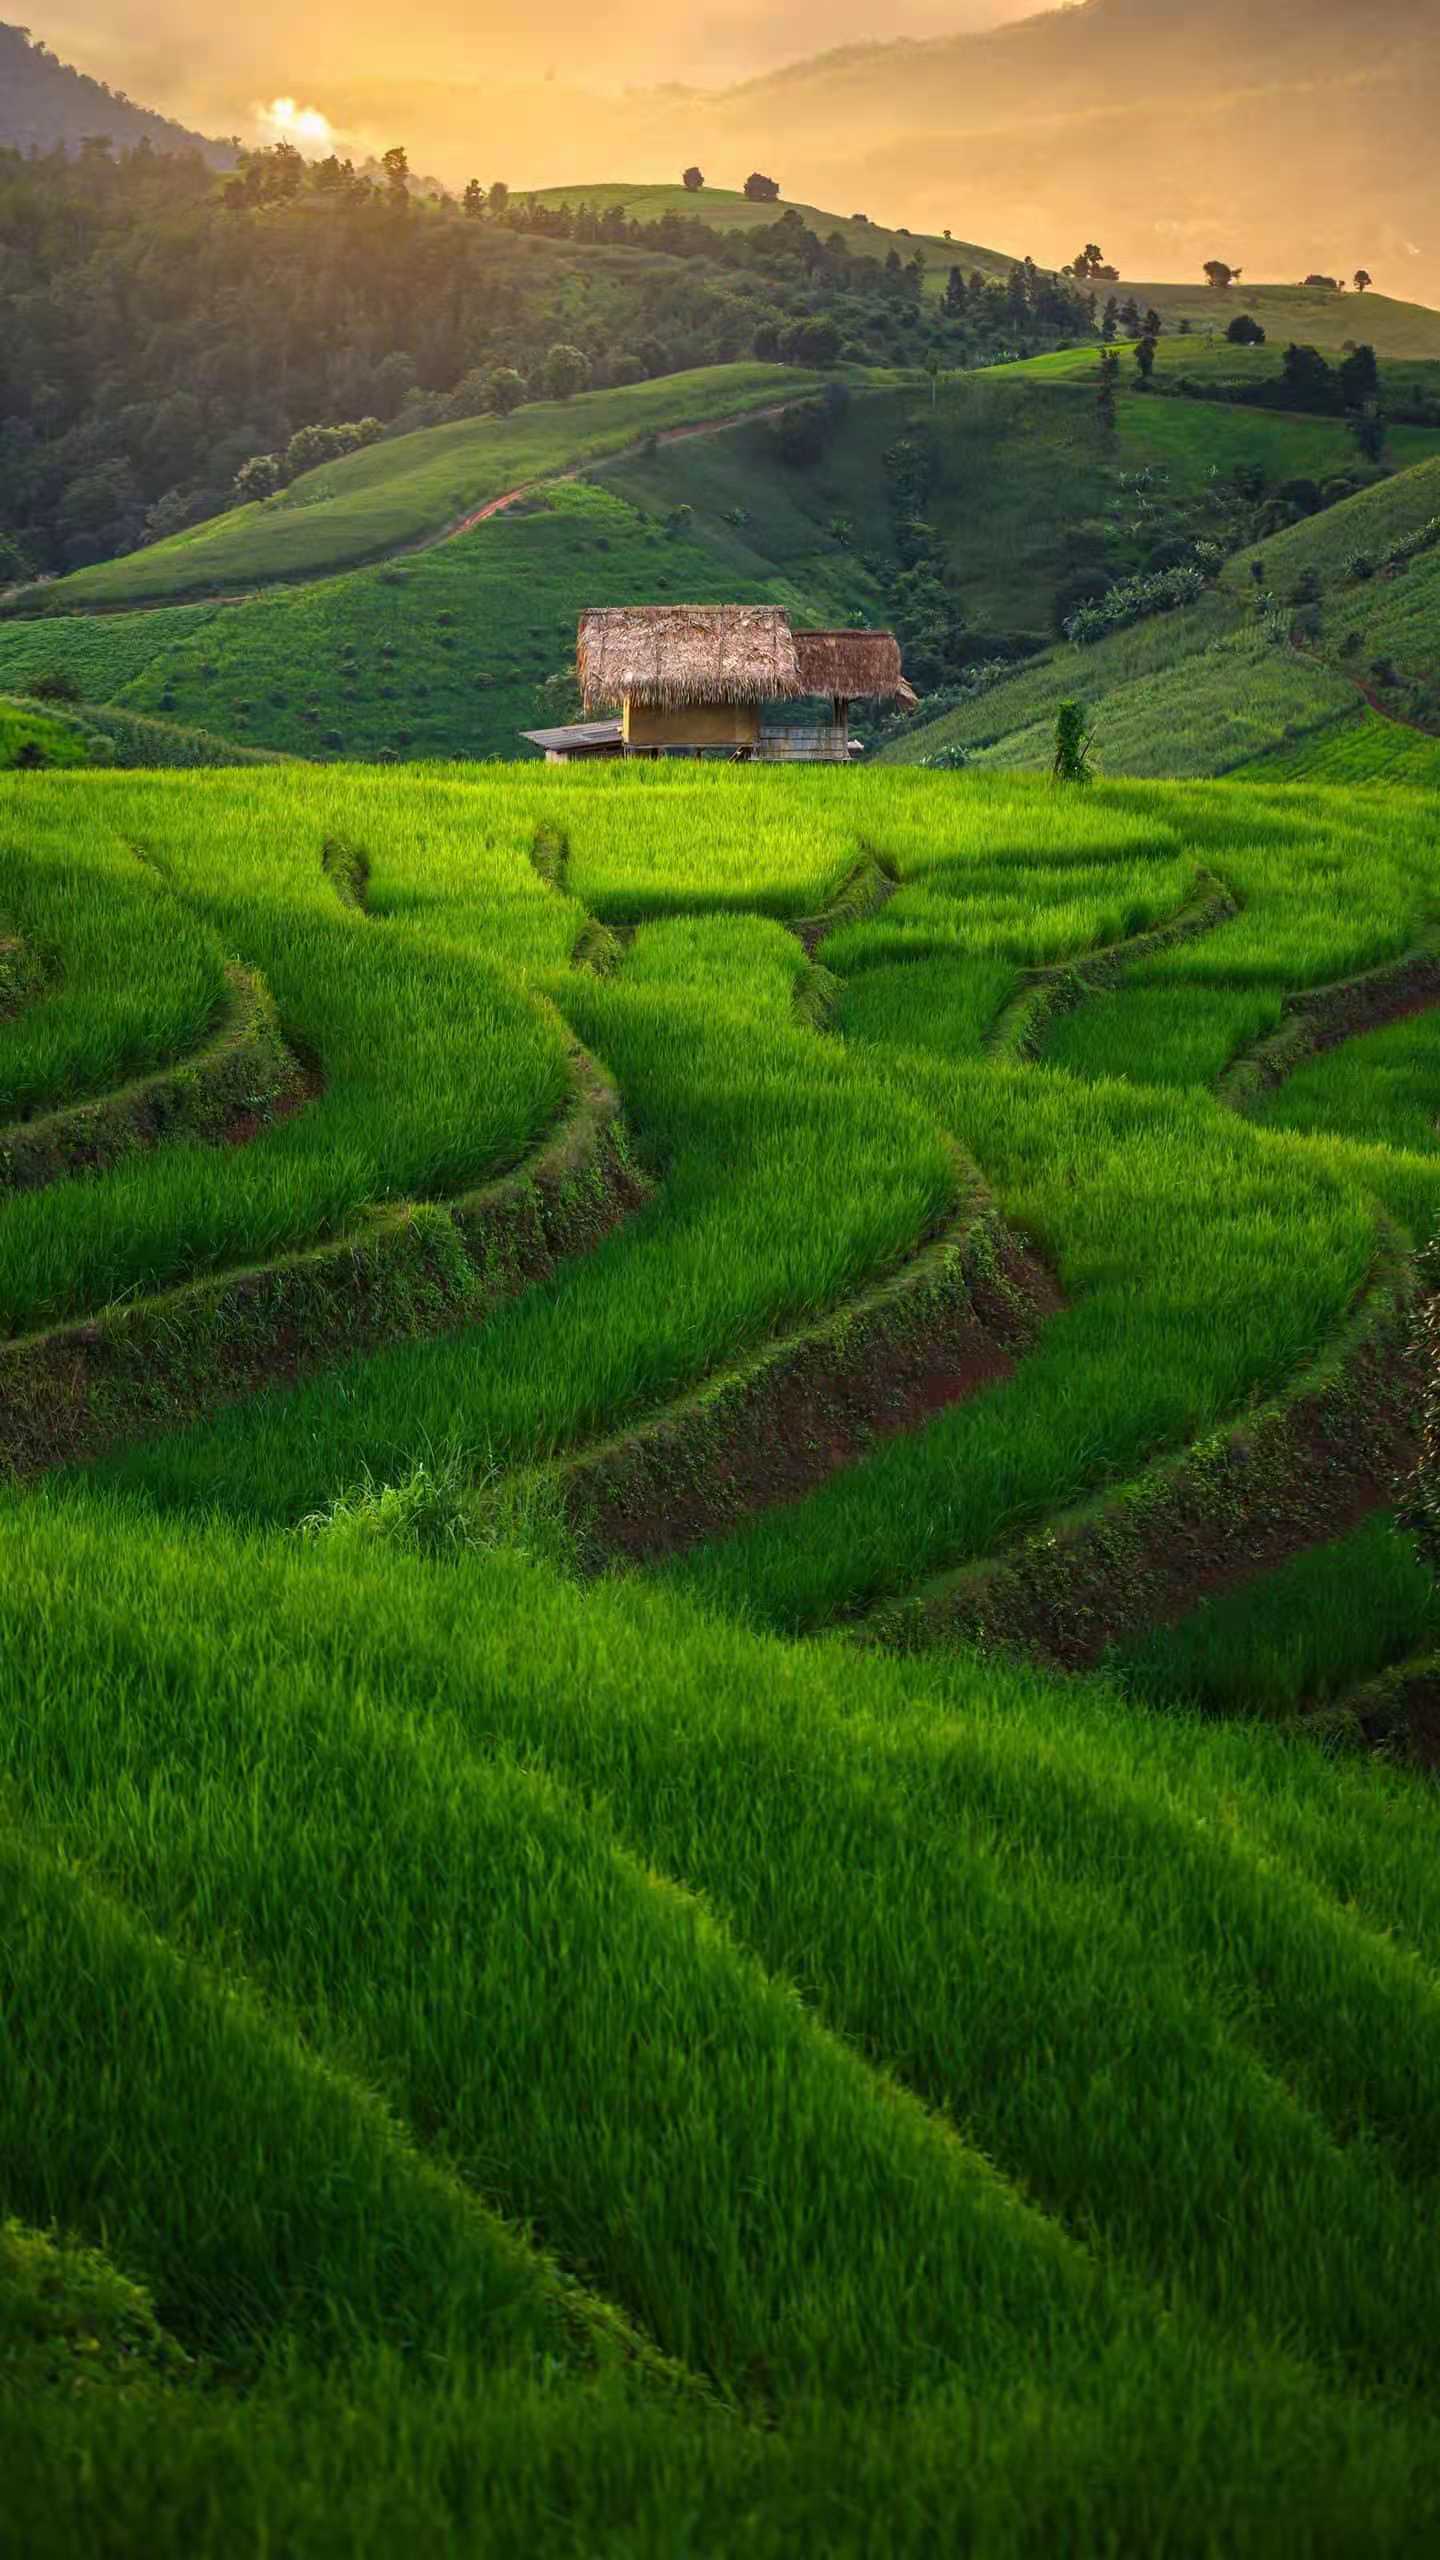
262 96 333 146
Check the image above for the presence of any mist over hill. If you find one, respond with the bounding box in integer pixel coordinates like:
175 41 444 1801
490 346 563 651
0 22 232 161
662 0 1438 300
317 0 1438 303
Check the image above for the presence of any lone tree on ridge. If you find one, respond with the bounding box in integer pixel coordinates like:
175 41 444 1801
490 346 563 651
682 165 704 190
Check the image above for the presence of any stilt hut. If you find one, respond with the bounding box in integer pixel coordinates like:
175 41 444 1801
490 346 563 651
520 606 916 762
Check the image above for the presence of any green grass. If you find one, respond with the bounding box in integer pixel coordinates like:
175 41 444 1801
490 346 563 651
1236 707 1440 786
8 756 1440 2548
526 181 1008 283
7 1487 1440 2545
0 771 574 1331
1106 1512 1438 1720
39 366 815 608
0 475 885 769
0 698 88 770
1110 285 1440 359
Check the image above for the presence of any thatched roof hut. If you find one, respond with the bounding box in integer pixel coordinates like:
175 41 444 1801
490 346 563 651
577 606 804 712
792 629 917 707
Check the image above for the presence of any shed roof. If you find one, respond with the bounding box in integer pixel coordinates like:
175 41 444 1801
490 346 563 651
791 628 915 704
577 605 804 710
520 718 623 753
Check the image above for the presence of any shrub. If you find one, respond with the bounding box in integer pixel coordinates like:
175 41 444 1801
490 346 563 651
1064 564 1208 645
1053 700 1095 783
21 668 81 704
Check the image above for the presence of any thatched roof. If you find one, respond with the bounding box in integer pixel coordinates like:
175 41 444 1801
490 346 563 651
577 606 804 710
792 629 913 703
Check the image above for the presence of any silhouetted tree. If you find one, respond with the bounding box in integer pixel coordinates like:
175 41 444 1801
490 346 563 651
682 166 704 191
463 179 485 218
744 172 781 202
1354 268 1373 294
1339 344 1380 405
1203 260 1241 289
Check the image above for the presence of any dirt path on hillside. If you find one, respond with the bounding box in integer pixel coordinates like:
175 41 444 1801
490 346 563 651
415 399 796 554
0 396 801 621
1290 638 1440 740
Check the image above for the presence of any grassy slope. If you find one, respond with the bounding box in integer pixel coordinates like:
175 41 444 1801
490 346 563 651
526 180 1008 279
38 366 815 609
1116 288 1440 359
7 759 1440 2543
6 1487 1440 2548
527 190 1440 353
0 697 86 770
0 375 1116 761
886 424 1440 780
0 472 887 768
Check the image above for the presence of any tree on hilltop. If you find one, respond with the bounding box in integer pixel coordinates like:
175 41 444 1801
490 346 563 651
1203 260 1241 289
1354 268 1373 294
744 172 781 202
682 166 704 191
380 146 409 208
463 179 485 218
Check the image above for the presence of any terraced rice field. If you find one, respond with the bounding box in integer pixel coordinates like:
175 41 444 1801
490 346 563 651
4 761 1440 2553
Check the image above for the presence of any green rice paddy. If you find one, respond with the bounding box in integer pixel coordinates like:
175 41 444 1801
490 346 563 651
4 756 1440 2551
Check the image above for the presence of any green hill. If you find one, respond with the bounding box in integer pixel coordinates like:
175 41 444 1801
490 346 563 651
527 180 1010 281
882 418 1440 780
5 757 1440 2548
36 366 814 610
8 312 1440 781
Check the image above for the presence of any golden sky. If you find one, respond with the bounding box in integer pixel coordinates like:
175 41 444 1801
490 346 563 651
38 0 1039 145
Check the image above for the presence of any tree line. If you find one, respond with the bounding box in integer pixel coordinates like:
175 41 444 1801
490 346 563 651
0 139 1096 582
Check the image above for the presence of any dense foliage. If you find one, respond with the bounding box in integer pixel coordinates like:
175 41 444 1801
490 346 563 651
0 140 1094 580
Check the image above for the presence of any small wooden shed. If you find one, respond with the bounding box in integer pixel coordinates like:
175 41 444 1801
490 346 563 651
530 605 916 762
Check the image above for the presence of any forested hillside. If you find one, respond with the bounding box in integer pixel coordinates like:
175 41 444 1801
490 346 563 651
0 142 1099 583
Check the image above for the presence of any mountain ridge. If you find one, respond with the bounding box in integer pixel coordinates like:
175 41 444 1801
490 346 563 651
0 21 233 163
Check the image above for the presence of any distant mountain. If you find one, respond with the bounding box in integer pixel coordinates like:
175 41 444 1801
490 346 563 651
0 22 234 162
658 0 1439 300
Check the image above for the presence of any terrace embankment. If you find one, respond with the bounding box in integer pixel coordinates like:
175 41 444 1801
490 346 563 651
559 1196 1059 1563
0 1048 647 1477
0 967 315 1192
1220 944 1440 1111
988 871 1240 1061
1334 1653 1440 1771
791 853 897 957
868 1255 1422 1668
